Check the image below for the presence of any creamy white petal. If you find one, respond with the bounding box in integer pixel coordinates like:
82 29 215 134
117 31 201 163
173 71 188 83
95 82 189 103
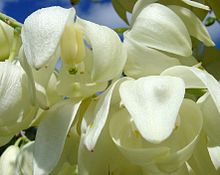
83 78 129 151
79 120 142 175
188 132 217 175
126 3 192 57
110 99 202 172
0 61 36 136
208 146 220 173
16 142 34 175
51 126 80 174
110 109 170 166
77 18 127 82
19 48 36 106
130 0 158 26
0 145 20 175
0 21 14 60
162 66 220 113
33 100 80 175
124 37 181 78
119 76 185 143
169 5 214 46
22 7 75 69
197 93 220 146
181 0 210 10
161 66 205 88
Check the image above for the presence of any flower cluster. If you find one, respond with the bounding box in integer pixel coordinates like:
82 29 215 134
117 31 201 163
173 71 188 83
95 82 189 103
0 0 220 175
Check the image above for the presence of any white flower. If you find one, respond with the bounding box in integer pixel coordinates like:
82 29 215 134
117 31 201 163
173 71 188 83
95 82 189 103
21 6 127 100
0 61 36 143
162 65 220 147
78 75 203 174
123 1 214 78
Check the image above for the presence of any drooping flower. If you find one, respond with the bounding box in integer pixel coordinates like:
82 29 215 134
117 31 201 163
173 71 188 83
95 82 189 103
21 6 127 100
78 75 203 174
0 61 37 144
123 1 214 78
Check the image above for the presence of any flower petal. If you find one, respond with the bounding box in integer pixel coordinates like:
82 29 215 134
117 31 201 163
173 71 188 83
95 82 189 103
161 66 205 88
130 0 158 26
83 78 129 151
0 146 20 175
208 146 220 172
169 5 214 46
126 3 192 56
162 66 220 114
119 76 185 143
124 37 181 78
0 61 36 136
0 21 14 60
110 99 202 173
197 93 220 146
181 0 210 10
77 18 127 82
188 132 217 175
22 7 75 69
33 100 81 175
79 121 141 175
16 142 34 175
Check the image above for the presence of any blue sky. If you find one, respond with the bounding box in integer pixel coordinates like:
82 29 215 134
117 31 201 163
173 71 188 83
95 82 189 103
0 0 219 48
0 0 128 28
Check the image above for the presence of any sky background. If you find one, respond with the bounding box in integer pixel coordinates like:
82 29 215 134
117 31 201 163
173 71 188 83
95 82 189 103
0 0 219 48
0 0 128 28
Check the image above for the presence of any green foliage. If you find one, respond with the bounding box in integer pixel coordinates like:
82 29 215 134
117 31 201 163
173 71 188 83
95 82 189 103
112 0 137 24
205 16 216 27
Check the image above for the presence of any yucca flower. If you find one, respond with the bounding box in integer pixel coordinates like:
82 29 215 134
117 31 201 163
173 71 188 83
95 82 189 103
123 1 214 78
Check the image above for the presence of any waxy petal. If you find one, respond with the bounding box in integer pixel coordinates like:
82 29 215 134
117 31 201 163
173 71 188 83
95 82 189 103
79 121 141 175
208 146 220 172
0 21 14 60
119 76 185 143
124 37 181 78
0 146 20 175
83 78 129 151
181 0 210 10
77 18 127 82
109 99 202 172
126 3 192 57
162 66 220 114
188 132 217 175
16 142 34 175
169 5 214 46
22 7 75 69
197 93 220 146
33 100 80 175
0 61 36 137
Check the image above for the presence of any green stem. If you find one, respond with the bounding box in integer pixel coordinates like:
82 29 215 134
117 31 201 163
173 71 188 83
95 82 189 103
113 27 128 33
0 12 22 29
14 136 30 147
